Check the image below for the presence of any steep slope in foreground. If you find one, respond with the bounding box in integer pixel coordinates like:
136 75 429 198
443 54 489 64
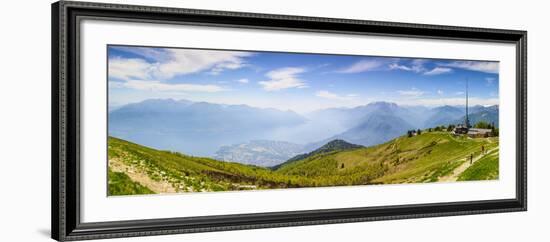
457 148 499 181
275 132 499 185
108 133 499 196
108 137 299 195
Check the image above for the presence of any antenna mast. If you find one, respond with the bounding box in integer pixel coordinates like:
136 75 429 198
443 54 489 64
465 78 470 128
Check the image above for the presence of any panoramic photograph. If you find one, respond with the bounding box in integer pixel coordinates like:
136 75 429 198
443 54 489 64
107 45 500 196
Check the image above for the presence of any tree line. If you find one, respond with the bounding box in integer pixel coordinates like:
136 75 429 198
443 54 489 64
406 121 499 137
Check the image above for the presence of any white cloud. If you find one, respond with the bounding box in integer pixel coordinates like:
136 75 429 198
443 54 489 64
389 63 419 72
389 59 427 73
108 47 251 94
397 88 424 97
266 67 305 80
315 90 357 101
108 47 252 81
337 59 384 73
108 57 154 80
157 49 251 79
259 67 307 91
117 80 225 93
109 46 170 62
437 90 444 95
440 61 499 74
237 78 249 84
423 67 453 76
389 59 451 75
455 91 465 95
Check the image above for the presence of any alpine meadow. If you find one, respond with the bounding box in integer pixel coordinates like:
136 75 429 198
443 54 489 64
107 45 500 196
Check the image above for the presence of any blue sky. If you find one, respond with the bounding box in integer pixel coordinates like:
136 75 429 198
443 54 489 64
108 45 499 113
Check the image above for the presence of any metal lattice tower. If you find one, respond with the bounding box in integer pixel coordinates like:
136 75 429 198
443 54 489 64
465 78 470 128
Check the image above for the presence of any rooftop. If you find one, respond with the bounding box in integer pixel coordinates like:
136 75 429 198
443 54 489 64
468 128 492 134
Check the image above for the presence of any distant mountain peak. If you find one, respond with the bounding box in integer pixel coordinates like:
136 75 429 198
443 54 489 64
434 105 461 111
367 101 399 108
318 139 363 151
326 139 348 145
440 105 456 108
139 98 191 104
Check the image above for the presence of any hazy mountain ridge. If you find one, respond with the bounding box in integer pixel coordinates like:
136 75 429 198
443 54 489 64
336 113 414 145
109 99 498 166
423 105 464 128
304 102 417 150
459 105 499 127
109 99 306 156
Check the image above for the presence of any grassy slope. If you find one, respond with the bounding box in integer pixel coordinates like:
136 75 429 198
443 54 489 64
108 168 154 195
374 133 498 183
275 132 499 184
457 148 499 181
108 137 306 195
108 132 499 195
272 140 363 170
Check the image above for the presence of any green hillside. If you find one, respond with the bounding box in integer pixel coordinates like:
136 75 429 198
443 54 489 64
108 169 154 195
108 132 499 196
272 139 363 170
108 137 312 195
458 148 499 181
276 132 498 184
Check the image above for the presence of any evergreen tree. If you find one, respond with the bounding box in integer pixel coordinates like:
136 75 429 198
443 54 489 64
474 121 490 129
447 125 455 132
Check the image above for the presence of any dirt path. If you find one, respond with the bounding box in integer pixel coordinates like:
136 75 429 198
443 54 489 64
109 158 176 193
438 146 499 182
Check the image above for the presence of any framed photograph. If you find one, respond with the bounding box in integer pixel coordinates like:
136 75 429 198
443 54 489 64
52 1 527 241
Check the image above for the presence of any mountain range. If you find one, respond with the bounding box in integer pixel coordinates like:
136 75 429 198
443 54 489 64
109 99 305 156
109 99 499 166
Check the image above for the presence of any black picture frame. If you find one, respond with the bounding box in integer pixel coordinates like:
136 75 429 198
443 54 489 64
52 1 527 241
